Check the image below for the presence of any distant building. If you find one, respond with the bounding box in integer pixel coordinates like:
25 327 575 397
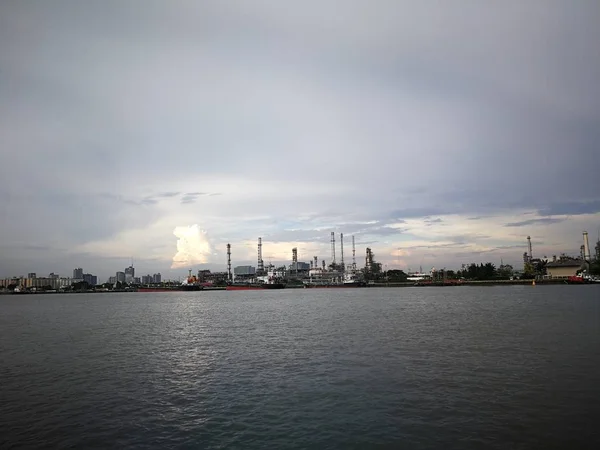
48 273 59 279
116 271 126 283
133 277 141 284
234 266 256 276
142 274 153 284
27 273 36 279
153 273 161 284
108 276 117 284
73 268 84 280
234 265 256 281
83 273 97 286
197 270 228 284
125 265 135 283
16 277 72 290
288 262 311 279
546 258 583 278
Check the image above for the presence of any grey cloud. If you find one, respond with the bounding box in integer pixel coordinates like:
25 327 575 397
1 0 599 276
504 218 566 227
154 192 180 198
538 201 600 216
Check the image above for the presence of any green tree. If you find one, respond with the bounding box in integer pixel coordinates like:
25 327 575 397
72 281 90 291
497 264 514 279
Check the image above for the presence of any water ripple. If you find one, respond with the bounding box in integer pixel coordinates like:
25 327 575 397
1 286 599 449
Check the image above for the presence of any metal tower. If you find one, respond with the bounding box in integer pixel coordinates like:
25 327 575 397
227 243 232 282
330 232 336 265
527 236 533 262
292 247 298 277
340 233 345 271
352 235 356 270
314 256 318 270
257 237 264 274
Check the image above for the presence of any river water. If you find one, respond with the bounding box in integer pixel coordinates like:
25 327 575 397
1 286 599 449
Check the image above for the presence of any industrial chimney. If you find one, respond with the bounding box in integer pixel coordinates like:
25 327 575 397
340 233 345 271
330 232 336 265
257 237 264 274
583 231 591 261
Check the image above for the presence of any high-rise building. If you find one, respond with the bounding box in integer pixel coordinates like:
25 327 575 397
83 273 97 286
48 273 59 279
116 271 126 283
27 273 36 279
142 274 153 284
153 273 161 284
125 265 135 283
73 268 83 280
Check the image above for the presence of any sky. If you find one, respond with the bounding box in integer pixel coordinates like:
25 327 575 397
1 1 599 281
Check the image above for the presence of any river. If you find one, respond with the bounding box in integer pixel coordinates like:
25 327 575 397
1 285 599 449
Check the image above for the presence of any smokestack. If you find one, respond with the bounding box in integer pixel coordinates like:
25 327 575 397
583 231 591 261
314 256 318 269
340 233 345 270
292 247 298 276
330 232 336 264
257 237 264 273
527 236 533 262
581 245 586 260
227 243 232 282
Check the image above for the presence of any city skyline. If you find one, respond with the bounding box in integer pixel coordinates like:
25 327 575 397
1 1 599 280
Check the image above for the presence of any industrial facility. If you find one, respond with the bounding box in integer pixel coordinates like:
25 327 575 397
525 231 598 280
225 232 374 286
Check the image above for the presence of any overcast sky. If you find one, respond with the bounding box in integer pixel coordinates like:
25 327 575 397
1 1 599 281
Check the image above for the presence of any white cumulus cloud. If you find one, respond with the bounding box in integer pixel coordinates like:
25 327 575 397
171 225 212 269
